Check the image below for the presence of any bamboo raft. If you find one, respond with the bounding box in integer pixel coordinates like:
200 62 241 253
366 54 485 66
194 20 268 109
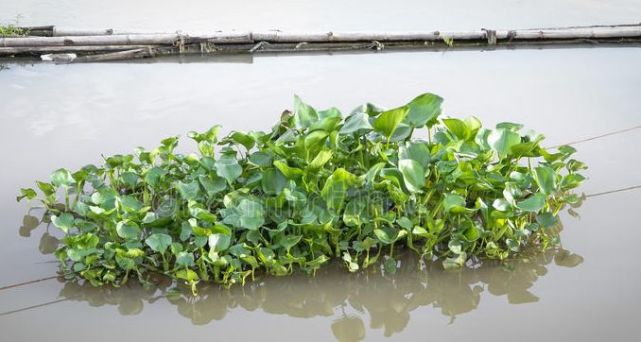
1 23 640 63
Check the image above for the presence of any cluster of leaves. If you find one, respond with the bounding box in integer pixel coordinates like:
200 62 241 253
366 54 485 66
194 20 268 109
18 92 586 292
0 24 27 37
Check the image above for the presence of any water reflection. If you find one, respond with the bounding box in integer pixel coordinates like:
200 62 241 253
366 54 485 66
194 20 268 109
55 249 582 340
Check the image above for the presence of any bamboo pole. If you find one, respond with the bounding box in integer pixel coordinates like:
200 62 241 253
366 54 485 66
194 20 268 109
1 24 638 48
73 48 153 62
0 45 156 54
0 24 639 60
0 32 253 47
53 28 114 36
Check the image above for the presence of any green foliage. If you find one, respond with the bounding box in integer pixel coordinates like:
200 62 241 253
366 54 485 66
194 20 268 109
0 19 27 37
18 92 586 290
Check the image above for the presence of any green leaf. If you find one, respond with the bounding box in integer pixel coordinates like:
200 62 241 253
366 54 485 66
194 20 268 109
374 226 400 244
51 168 75 188
175 180 201 201
17 188 37 202
144 167 166 188
533 166 557 195
343 199 366 227
175 269 199 282
261 168 287 195
516 193 546 212
249 151 273 167
442 118 468 140
304 130 328 152
536 212 557 228
398 159 425 193
145 233 172 253
208 233 231 252
121 171 139 188
216 155 243 184
340 112 372 134
488 128 521 159
229 131 255 150
321 168 359 211
51 213 74 233
280 235 302 251
293 95 318 130
404 93 443 128
273 160 304 179
228 199 265 230
443 194 467 214
116 221 141 240
175 251 195 267
372 106 409 139
308 150 332 170
399 142 430 168
198 175 227 196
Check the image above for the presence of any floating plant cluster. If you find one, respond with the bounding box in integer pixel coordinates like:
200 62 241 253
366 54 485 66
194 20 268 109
18 93 586 291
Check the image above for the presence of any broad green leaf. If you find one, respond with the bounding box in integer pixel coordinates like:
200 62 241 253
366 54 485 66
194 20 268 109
144 167 166 188
442 118 468 140
533 166 557 195
208 233 231 252
175 180 201 201
487 128 521 159
229 131 255 150
340 112 373 134
116 221 141 240
293 95 318 130
399 141 430 168
404 93 443 128
216 155 242 184
280 235 302 251
398 159 425 193
372 106 409 139
52 213 74 233
374 226 400 244
442 116 481 141
261 168 287 195
145 233 172 253
121 171 139 188
516 193 546 212
175 269 199 282
198 175 227 196
236 199 265 230
175 251 195 267
321 168 359 211
536 212 557 228
343 199 365 227
248 151 273 167
304 130 328 152
308 150 332 170
443 194 467 214
273 160 304 179
51 168 75 188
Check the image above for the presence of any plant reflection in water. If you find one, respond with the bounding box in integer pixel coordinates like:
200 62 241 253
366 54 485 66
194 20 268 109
53 247 581 340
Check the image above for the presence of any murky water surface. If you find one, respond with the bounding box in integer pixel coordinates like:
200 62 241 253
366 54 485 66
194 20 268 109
2 1 641 340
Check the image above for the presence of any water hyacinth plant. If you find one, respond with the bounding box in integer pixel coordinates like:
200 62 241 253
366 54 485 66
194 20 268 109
18 93 586 291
